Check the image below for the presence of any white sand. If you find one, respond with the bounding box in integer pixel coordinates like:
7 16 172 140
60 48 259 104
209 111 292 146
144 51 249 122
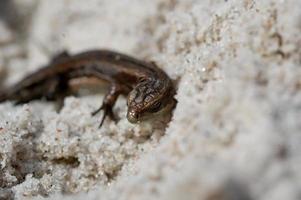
0 0 301 199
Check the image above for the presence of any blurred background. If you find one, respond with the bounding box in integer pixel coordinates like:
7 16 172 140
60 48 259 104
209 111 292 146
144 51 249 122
1 1 301 200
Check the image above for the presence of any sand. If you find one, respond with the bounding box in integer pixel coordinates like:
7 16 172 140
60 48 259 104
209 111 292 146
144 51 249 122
0 0 301 199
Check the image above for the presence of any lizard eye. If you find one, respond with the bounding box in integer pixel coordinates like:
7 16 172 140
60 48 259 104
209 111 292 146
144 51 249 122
148 102 161 112
138 77 147 83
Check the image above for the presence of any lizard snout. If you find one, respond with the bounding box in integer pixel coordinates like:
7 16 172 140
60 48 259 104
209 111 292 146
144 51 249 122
127 109 139 123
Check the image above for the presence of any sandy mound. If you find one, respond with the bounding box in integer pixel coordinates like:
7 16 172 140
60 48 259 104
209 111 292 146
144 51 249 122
0 0 300 199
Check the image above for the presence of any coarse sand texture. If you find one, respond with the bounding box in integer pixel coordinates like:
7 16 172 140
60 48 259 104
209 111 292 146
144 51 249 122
0 0 301 200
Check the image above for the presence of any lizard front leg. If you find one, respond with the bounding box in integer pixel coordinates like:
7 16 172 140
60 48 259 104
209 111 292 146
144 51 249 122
92 83 130 128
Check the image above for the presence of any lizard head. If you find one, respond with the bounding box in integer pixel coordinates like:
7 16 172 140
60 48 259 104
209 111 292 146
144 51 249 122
126 79 175 123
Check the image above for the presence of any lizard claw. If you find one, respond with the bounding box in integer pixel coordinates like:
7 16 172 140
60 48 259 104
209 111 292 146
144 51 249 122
107 108 119 123
92 104 118 128
91 104 104 116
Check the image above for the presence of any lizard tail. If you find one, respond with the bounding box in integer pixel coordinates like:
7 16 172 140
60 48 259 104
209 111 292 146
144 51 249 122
0 90 9 103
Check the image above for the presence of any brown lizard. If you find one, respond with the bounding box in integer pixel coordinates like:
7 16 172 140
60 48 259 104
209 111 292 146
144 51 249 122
0 50 176 127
